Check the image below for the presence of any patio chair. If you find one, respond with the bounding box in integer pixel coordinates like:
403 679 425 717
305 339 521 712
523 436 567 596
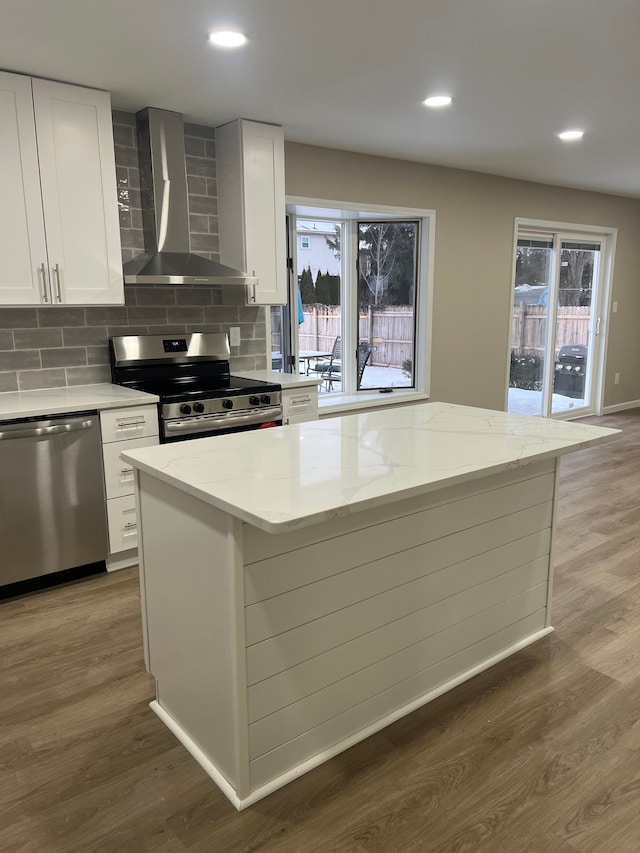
311 336 342 390
357 342 374 387
315 338 374 391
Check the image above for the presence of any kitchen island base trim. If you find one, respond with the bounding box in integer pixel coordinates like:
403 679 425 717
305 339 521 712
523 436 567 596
135 455 562 809
150 626 553 811
105 549 138 572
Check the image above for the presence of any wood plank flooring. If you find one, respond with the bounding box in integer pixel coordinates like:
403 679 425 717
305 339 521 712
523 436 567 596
2 410 640 852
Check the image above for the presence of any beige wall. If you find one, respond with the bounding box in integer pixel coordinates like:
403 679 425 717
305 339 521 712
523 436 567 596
285 142 640 411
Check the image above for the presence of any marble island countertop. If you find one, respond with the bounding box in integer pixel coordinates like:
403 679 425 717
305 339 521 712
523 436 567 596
122 402 619 534
0 383 159 419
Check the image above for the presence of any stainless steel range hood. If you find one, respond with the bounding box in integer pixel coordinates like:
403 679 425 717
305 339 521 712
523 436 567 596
123 108 257 286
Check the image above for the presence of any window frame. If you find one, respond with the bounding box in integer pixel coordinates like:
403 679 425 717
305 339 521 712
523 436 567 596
273 197 435 412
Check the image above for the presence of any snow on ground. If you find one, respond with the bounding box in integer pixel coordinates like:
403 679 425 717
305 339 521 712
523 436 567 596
318 366 583 418
318 365 409 392
508 387 581 416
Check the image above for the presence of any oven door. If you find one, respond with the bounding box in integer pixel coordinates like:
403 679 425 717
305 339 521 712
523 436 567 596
162 407 283 443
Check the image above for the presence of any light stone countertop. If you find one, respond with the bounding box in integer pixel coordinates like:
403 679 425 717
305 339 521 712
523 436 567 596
0 384 159 420
237 369 321 389
122 401 619 534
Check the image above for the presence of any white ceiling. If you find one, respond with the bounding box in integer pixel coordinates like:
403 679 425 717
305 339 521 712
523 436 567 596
2 0 640 198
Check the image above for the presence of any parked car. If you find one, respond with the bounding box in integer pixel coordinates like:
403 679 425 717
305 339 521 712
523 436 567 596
514 283 546 305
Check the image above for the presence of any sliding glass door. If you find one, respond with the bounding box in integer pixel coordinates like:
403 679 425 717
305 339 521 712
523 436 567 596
550 239 601 414
509 230 605 418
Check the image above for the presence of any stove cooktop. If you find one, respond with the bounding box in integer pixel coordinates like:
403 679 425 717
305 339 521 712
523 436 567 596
125 375 281 404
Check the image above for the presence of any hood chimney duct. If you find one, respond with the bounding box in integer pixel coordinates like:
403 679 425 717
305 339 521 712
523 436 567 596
123 108 257 287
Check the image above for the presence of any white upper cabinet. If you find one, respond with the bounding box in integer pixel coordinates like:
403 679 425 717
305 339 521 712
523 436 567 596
0 72 124 306
216 120 286 305
0 72 49 304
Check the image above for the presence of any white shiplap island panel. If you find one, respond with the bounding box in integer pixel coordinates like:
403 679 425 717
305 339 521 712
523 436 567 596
122 402 618 810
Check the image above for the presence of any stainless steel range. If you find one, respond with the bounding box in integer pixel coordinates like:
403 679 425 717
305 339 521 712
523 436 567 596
109 333 282 442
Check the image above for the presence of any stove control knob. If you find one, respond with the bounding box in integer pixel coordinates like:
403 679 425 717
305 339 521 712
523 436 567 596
180 404 192 415
193 402 205 414
249 396 260 406
222 399 234 410
260 394 271 405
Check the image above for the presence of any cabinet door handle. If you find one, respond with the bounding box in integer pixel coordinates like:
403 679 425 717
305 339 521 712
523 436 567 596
39 263 50 303
52 263 63 303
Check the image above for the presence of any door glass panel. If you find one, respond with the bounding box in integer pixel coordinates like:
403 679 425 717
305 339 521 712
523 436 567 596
271 215 293 373
509 238 553 416
551 241 599 414
357 220 418 390
297 219 343 391
270 306 285 371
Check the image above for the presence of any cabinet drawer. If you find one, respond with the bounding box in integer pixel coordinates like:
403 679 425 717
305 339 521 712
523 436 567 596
106 494 138 554
282 390 318 423
103 436 158 500
100 405 158 443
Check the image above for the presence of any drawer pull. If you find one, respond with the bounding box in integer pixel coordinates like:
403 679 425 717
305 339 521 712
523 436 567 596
116 419 146 428
120 467 134 475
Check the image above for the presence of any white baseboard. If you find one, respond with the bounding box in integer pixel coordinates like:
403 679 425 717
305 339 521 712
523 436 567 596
105 549 138 572
602 399 640 414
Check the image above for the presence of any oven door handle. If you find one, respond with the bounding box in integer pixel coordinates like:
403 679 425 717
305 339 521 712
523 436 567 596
164 406 283 435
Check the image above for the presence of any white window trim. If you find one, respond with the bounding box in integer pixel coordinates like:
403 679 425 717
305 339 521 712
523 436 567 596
317 388 429 416
277 196 436 414
507 217 618 417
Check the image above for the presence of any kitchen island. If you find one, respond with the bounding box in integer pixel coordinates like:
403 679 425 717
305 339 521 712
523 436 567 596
122 402 618 810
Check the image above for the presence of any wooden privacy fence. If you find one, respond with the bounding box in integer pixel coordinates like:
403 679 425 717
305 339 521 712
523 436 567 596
299 306 414 368
276 303 589 366
511 304 591 357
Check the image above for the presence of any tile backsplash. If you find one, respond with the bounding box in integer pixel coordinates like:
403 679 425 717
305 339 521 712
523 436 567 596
0 111 267 393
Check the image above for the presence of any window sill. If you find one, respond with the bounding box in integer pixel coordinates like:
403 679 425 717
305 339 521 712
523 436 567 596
318 389 429 417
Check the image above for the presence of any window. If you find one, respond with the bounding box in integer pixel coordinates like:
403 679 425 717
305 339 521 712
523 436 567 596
357 220 419 389
271 200 433 402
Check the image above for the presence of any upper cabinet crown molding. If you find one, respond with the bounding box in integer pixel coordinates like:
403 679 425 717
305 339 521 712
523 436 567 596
0 71 124 306
216 120 286 306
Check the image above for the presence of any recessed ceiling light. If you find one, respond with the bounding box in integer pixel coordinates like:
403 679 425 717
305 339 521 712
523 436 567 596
422 95 453 108
557 129 585 141
208 30 248 48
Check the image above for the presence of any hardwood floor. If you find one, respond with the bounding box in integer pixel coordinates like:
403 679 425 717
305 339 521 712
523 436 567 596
2 411 640 852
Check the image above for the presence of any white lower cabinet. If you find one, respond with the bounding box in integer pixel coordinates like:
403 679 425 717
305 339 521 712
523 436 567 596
106 494 139 554
281 387 319 424
103 435 158 500
100 405 158 444
100 406 158 569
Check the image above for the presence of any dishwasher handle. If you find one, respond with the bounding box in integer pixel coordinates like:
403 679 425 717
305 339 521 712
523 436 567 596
0 417 94 441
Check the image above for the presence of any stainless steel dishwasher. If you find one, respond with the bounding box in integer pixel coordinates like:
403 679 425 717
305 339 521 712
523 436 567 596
0 411 108 587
